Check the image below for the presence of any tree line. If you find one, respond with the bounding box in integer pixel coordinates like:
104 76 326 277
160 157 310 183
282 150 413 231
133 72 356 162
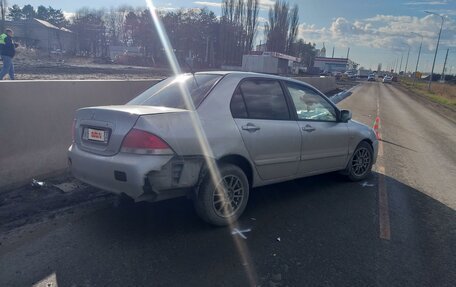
8 4 68 27
4 0 317 68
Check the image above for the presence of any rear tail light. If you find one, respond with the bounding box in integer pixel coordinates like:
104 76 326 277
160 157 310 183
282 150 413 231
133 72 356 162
121 129 174 155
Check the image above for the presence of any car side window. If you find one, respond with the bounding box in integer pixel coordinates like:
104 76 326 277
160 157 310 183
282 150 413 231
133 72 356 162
230 88 248 118
286 82 337 122
237 79 290 120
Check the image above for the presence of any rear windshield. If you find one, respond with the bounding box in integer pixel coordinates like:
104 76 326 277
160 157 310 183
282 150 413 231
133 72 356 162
128 74 222 109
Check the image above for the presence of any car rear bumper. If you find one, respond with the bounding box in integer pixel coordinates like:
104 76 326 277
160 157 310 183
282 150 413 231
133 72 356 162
68 144 173 199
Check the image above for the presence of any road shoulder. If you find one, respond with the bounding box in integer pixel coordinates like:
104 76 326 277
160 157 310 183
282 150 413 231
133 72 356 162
395 83 456 124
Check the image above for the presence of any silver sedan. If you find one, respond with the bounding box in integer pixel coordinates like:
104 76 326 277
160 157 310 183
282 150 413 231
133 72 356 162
68 72 378 225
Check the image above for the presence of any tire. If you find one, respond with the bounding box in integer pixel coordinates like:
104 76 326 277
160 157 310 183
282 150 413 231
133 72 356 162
345 141 374 181
194 163 249 226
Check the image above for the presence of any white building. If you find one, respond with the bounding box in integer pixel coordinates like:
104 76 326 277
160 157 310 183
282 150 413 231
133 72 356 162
313 57 358 73
242 51 301 74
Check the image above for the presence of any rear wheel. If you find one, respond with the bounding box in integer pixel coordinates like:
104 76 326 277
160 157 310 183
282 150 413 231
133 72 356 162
346 141 374 181
194 163 249 226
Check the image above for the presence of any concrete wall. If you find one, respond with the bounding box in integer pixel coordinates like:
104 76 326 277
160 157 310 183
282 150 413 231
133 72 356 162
0 76 336 191
0 80 160 191
294 76 337 93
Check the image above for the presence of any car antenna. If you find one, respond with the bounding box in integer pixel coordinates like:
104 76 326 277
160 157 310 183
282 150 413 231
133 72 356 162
185 60 199 87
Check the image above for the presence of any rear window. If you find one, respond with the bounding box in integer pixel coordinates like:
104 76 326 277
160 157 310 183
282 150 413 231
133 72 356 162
128 74 222 109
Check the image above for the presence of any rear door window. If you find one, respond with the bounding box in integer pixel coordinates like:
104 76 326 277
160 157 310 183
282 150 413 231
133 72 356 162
234 79 290 120
230 88 248 118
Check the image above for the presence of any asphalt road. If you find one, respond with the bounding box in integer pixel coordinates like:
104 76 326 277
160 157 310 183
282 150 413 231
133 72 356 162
1 82 455 287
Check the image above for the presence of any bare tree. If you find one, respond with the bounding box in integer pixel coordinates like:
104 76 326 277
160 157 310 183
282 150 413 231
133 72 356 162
220 0 259 65
104 6 131 45
0 0 7 32
71 8 108 57
286 4 299 54
265 0 290 53
265 0 301 55
245 0 259 53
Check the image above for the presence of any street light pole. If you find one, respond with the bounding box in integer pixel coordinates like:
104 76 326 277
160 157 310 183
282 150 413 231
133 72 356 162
440 48 449 82
412 32 423 85
405 47 410 74
425 11 445 91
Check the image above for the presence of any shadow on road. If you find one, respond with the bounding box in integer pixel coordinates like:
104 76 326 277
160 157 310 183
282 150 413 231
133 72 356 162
379 138 418 152
1 173 455 287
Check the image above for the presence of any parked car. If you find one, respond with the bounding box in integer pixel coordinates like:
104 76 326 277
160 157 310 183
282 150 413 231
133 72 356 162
367 74 376 81
383 75 393 83
68 72 378 226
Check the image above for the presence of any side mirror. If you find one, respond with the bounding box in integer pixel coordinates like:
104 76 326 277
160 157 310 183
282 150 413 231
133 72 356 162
340 109 352 122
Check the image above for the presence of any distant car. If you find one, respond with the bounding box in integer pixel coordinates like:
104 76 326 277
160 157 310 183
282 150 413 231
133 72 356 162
68 71 378 226
383 75 393 83
320 71 331 76
344 71 356 79
367 74 376 81
392 75 398 82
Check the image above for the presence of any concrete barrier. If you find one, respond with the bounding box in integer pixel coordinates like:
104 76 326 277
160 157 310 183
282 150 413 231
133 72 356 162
294 76 337 93
0 76 337 190
0 80 160 190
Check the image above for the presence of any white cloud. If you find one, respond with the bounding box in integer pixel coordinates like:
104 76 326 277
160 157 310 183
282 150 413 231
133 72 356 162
63 11 75 20
297 14 456 53
193 1 222 8
193 0 274 10
404 1 448 5
258 0 275 10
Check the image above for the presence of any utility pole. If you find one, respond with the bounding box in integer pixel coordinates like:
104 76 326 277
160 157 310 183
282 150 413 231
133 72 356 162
425 11 445 91
404 47 410 74
399 53 403 73
332 46 335 58
440 48 449 82
346 47 350 59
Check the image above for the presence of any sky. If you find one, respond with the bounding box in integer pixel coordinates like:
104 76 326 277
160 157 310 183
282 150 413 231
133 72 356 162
9 0 456 73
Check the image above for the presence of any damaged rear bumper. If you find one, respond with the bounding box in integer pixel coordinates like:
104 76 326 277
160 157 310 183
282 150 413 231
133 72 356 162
68 144 204 201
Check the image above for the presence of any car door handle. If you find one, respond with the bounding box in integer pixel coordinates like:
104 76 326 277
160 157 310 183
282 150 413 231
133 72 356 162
302 125 316 132
242 123 260 132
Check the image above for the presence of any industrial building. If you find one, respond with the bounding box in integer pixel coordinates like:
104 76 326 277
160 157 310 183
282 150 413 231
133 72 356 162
313 57 358 73
4 18 76 54
242 51 301 74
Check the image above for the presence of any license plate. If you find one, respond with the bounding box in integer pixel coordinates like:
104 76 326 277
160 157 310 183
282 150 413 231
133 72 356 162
87 128 106 142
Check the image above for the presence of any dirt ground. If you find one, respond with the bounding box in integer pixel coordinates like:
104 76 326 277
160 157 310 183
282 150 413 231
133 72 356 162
12 60 172 80
5 49 173 80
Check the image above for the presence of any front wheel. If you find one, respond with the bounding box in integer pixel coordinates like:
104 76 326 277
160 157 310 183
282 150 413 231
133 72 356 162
346 141 374 181
194 163 249 226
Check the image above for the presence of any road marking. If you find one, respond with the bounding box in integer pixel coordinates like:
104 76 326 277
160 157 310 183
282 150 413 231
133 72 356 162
377 165 391 240
232 228 252 239
375 93 390 240
361 181 375 187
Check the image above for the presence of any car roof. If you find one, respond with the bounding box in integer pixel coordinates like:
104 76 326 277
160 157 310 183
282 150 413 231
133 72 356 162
189 71 325 94
195 70 320 85
194 71 296 81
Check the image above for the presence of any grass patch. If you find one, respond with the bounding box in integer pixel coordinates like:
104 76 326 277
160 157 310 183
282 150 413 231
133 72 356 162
400 78 456 108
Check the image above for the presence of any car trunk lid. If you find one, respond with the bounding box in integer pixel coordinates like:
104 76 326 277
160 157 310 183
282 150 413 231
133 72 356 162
74 105 185 156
